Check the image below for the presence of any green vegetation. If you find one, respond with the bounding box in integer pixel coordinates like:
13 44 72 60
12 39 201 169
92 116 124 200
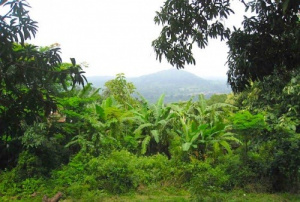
0 0 299 201
88 69 231 103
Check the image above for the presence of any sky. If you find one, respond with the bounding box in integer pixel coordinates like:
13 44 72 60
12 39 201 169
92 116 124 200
27 0 246 79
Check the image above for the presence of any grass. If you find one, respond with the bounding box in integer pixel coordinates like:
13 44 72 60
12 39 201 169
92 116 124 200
1 186 299 201
61 191 299 202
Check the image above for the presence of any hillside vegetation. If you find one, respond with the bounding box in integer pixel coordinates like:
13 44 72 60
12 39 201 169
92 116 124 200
0 0 299 201
1 72 299 201
88 69 231 103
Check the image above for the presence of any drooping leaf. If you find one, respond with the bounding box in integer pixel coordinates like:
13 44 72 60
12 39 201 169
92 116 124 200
141 135 151 154
151 130 160 143
219 140 232 154
133 123 153 135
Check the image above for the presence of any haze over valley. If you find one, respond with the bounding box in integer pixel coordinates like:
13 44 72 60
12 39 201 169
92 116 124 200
88 69 231 103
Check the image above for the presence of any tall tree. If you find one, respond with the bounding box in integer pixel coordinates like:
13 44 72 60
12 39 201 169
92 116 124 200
153 0 300 92
103 73 136 107
0 0 86 168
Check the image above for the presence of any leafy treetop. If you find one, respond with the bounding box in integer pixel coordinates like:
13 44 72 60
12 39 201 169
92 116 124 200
153 0 300 92
0 0 87 164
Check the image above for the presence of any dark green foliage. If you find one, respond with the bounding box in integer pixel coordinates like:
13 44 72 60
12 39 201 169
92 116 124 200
0 0 87 169
153 0 300 92
153 0 232 68
264 135 299 191
227 0 300 92
0 151 47 197
234 69 300 191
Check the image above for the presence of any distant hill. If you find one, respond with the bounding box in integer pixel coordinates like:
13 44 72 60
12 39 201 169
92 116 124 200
87 69 231 103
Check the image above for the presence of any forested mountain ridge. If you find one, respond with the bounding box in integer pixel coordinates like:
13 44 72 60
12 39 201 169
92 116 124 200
88 69 231 103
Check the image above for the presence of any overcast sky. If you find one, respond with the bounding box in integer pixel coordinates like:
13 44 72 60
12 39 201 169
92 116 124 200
27 0 246 79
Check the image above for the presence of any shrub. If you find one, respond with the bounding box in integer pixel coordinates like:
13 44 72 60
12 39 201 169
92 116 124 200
217 153 272 192
188 160 231 200
0 169 45 197
132 154 171 185
191 162 230 191
87 150 137 194
51 152 89 189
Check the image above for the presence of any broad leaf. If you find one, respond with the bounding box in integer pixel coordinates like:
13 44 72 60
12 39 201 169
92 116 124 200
182 142 192 151
151 130 160 143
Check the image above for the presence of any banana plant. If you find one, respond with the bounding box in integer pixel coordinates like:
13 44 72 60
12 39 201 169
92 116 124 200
95 96 136 141
191 94 237 126
199 123 242 157
67 95 136 155
176 118 241 159
133 94 175 155
171 95 232 126
176 118 206 152
173 95 241 159
170 97 195 121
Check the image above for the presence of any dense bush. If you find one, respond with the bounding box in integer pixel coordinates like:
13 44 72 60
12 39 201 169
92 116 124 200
87 150 137 194
189 161 231 192
34 150 174 197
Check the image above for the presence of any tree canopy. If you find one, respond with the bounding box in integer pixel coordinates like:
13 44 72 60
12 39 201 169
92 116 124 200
153 0 300 92
0 0 86 167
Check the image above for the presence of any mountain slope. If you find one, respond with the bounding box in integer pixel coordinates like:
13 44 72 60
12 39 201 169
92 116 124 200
87 69 231 103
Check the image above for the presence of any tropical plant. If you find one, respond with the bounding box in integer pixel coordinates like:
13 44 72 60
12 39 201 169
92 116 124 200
55 84 102 156
94 96 137 152
103 73 137 107
176 118 241 159
133 94 175 157
0 0 86 169
230 110 267 155
173 95 236 126
233 71 300 191
172 95 240 159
